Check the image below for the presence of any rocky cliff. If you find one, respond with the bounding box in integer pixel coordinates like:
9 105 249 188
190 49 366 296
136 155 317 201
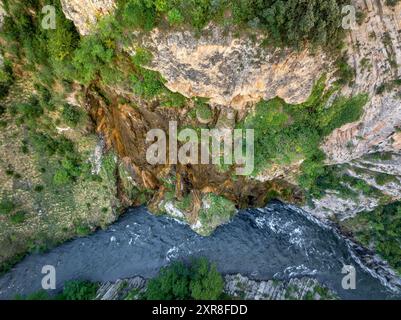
141 27 328 108
59 0 401 222
1 0 401 297
60 0 115 35
94 274 337 300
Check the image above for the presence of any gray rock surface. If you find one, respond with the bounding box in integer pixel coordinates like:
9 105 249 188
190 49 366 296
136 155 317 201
96 277 146 300
94 274 337 300
224 274 337 300
60 0 115 35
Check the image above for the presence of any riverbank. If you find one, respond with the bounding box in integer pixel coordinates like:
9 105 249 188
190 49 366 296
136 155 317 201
0 203 399 300
93 274 337 300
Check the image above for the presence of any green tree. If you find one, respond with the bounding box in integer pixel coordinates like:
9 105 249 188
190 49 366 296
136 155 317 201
144 258 224 300
57 280 99 300
189 258 224 300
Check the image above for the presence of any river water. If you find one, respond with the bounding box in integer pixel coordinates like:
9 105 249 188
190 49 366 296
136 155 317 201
0 202 400 299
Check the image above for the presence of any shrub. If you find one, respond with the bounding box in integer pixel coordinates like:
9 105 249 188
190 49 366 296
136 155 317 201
73 36 114 85
1 0 79 82
195 102 213 121
385 0 400 6
131 69 165 98
47 11 79 63
238 75 367 192
231 0 348 48
144 258 224 300
189 258 224 300
240 97 321 175
10 210 27 224
342 202 401 274
15 290 50 300
0 104 5 116
34 185 44 192
15 97 44 120
61 104 82 127
318 94 368 136
335 54 355 86
375 173 396 186
15 280 99 300
131 48 153 67
75 225 91 236
30 132 60 156
161 91 187 108
57 280 99 300
21 141 29 154
199 194 236 234
0 60 14 99
167 8 184 26
53 168 71 186
0 198 16 215
122 0 156 31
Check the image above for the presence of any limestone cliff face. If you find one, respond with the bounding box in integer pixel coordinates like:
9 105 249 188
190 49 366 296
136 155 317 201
60 0 115 35
307 0 401 219
140 27 328 109
323 0 401 164
61 0 401 220
60 1 328 109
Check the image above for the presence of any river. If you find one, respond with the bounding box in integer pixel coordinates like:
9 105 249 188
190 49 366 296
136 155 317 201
0 202 400 299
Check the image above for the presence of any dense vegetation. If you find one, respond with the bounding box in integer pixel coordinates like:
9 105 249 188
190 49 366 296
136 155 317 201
1 0 352 96
341 202 401 274
0 0 384 279
116 0 349 48
0 1 122 273
0 59 14 99
0 1 368 198
309 165 385 201
1 0 79 85
239 76 368 191
198 194 237 235
143 258 224 300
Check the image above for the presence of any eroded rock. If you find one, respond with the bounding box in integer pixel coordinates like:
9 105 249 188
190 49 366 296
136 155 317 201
60 0 115 35
141 26 328 109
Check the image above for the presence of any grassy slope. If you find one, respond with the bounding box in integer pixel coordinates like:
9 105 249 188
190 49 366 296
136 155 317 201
0 78 119 273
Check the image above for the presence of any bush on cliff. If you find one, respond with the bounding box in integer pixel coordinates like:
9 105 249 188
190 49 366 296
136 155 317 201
238 76 368 191
342 202 401 274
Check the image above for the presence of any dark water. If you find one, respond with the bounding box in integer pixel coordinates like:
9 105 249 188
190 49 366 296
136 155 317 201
0 202 400 299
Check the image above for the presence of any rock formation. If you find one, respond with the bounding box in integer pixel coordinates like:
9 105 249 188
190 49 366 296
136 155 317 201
59 0 401 221
94 274 337 300
141 27 328 109
60 0 115 35
308 0 401 219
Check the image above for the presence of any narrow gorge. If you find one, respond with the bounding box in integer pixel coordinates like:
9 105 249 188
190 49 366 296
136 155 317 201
1 0 401 300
